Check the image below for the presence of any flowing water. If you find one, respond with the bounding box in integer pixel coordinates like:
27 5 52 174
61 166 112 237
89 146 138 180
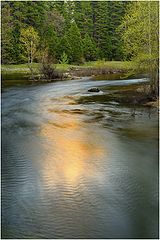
2 77 158 239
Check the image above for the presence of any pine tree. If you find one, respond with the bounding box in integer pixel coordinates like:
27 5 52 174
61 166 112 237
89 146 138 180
63 1 75 29
74 1 93 37
1 2 14 63
83 33 97 61
94 1 111 59
57 34 71 61
108 1 128 60
42 22 58 62
66 22 83 63
22 1 47 30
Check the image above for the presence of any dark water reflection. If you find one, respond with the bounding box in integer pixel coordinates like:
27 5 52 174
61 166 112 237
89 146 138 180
2 77 158 238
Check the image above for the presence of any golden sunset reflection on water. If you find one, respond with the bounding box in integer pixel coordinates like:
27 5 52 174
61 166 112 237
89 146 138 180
39 114 105 187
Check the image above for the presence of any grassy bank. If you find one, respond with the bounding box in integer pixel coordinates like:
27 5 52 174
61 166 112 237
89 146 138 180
2 60 135 80
2 61 158 107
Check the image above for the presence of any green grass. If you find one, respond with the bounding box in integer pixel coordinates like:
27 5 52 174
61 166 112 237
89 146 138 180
1 63 40 74
55 60 135 71
82 60 135 70
1 60 135 74
1 63 76 74
55 63 77 71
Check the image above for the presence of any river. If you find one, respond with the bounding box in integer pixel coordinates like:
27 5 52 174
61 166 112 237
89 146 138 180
2 76 158 239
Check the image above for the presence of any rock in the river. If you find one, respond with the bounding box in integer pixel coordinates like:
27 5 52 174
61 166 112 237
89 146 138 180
88 87 100 92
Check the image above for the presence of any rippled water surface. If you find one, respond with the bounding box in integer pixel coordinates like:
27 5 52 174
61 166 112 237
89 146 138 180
2 77 158 238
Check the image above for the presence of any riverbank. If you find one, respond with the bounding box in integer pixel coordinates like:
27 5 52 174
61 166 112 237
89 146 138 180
104 83 159 108
1 61 158 107
1 60 134 80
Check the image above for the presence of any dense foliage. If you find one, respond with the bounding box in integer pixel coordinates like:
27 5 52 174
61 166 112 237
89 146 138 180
1 1 128 64
119 1 159 96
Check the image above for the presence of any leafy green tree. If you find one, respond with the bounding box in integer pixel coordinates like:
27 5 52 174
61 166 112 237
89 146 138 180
20 26 40 63
119 1 159 96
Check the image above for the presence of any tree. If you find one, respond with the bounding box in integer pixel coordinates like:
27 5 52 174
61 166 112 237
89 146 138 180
42 25 58 62
21 1 48 31
74 1 93 37
66 22 83 63
83 33 97 61
91 1 110 59
20 26 40 63
59 51 69 64
119 1 159 97
108 1 128 60
56 34 71 62
43 8 65 37
1 2 14 64
9 1 46 63
10 1 27 63
63 1 75 29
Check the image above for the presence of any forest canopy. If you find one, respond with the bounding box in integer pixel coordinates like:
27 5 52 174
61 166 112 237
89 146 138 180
1 1 128 64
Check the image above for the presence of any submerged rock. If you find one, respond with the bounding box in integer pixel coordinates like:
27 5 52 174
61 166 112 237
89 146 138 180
88 87 100 92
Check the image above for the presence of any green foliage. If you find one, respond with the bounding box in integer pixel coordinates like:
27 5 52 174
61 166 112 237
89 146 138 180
57 34 71 61
1 3 14 64
119 1 159 96
62 1 75 29
1 1 128 64
120 2 158 59
20 26 40 63
59 52 69 64
108 1 128 60
92 1 111 59
74 1 93 37
83 34 97 61
43 25 58 61
66 22 83 63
